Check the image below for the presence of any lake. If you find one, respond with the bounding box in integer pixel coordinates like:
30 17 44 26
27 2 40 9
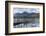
14 18 39 28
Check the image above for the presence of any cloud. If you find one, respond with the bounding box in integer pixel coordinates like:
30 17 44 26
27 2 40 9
13 8 39 14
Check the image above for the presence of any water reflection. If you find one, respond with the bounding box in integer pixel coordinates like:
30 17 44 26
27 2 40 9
14 18 39 28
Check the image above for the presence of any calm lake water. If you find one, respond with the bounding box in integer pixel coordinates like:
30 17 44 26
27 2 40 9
14 18 39 28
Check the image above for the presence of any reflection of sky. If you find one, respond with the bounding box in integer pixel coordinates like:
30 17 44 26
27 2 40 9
13 8 39 14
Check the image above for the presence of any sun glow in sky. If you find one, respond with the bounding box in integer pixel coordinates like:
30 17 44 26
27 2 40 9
13 8 39 14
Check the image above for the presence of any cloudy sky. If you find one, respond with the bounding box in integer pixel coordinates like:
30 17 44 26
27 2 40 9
13 8 39 14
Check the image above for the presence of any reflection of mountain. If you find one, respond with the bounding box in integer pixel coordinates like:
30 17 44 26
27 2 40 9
14 11 40 18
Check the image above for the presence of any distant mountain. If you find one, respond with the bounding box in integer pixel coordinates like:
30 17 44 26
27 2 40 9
14 11 39 18
14 11 38 15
